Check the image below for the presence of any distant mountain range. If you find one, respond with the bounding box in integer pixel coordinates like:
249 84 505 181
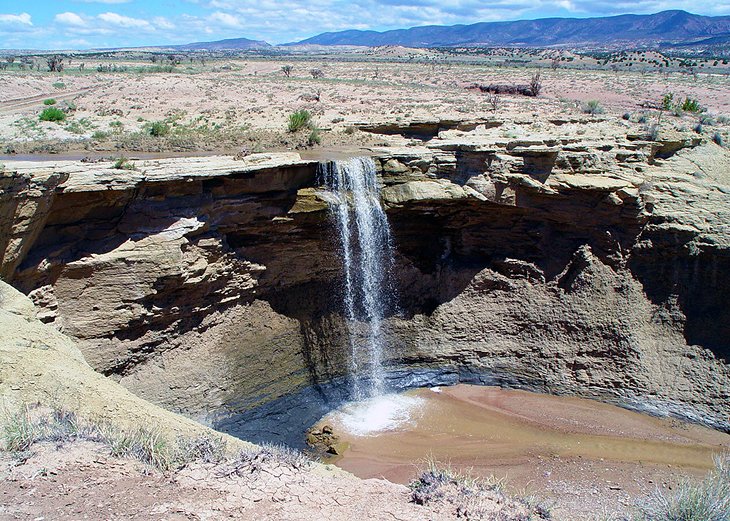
173 37 271 51
164 10 730 51
285 10 730 48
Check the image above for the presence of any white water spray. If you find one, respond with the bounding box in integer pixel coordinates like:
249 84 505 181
318 157 396 400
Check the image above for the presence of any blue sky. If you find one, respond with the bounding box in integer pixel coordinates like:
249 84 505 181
0 0 728 49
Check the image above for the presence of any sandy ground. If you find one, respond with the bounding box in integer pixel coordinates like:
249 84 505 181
318 385 730 521
1 56 728 151
0 440 542 521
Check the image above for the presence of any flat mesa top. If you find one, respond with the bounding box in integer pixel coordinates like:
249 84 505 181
1 153 317 192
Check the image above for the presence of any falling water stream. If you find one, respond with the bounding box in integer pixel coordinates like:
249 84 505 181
318 157 396 401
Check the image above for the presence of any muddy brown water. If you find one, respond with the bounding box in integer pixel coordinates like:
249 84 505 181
316 385 729 518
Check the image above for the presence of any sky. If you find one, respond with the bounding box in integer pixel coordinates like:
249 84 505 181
0 0 728 50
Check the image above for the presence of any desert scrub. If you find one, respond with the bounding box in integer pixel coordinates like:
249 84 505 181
661 93 675 111
582 100 605 115
308 128 322 145
633 453 729 521
1 405 227 472
64 118 94 135
288 109 313 132
175 435 226 466
112 157 137 170
409 459 551 520
681 97 704 113
39 107 66 122
221 443 311 477
43 98 56 105
2 407 100 454
2 407 35 452
147 120 170 137
713 132 724 146
102 427 174 471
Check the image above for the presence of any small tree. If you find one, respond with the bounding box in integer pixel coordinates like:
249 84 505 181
6 57 14 64
47 55 64 73
487 93 501 113
282 65 293 77
310 68 324 79
529 71 541 96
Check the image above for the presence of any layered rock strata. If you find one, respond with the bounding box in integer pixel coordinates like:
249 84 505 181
1 126 728 433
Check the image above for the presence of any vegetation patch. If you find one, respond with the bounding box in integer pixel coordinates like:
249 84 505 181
39 107 66 122
409 459 551 520
1 405 227 472
147 120 171 137
288 109 313 132
112 157 138 170
582 100 605 115
633 454 729 521
64 118 94 135
219 443 311 477
661 92 706 115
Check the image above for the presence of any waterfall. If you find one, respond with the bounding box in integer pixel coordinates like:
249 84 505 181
318 157 396 400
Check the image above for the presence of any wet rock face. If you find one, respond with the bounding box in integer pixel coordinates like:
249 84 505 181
1 135 728 433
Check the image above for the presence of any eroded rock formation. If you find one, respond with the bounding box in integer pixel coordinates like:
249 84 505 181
1 124 728 434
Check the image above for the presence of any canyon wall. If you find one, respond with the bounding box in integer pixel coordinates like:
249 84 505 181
1 126 728 434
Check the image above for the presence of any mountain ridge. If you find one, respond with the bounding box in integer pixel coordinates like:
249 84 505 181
283 10 730 48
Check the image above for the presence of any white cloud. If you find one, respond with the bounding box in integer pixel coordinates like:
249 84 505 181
0 12 32 26
98 12 151 28
55 12 86 27
208 11 243 28
153 17 176 30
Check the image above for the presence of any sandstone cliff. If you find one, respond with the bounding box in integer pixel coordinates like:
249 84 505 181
1 123 728 435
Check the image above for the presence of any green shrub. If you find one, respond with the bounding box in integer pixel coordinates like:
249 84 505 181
681 97 703 113
2 407 35 452
43 98 56 105
39 107 66 122
662 93 675 111
92 130 109 140
52 82 66 90
582 100 604 115
64 118 94 135
288 109 312 132
112 157 137 170
713 132 724 146
148 121 170 137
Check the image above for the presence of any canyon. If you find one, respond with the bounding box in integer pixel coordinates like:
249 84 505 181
1 118 728 446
